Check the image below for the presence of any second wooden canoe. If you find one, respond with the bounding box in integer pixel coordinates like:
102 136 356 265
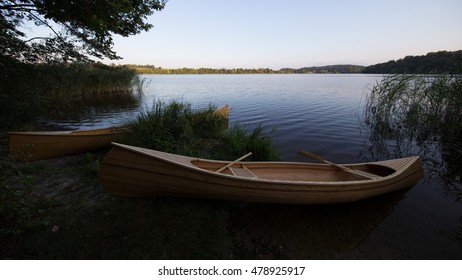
213 104 229 129
8 126 129 161
8 104 229 161
99 143 424 204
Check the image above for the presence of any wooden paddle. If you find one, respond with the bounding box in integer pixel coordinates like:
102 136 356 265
216 152 253 173
298 150 380 180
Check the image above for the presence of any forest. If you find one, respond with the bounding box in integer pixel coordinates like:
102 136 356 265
127 65 279 74
281 64 365 74
128 64 365 74
130 51 462 75
362 50 462 74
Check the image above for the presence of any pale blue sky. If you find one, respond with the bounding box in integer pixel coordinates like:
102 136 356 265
108 0 461 69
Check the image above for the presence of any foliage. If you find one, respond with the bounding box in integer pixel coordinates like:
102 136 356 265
32 63 142 97
123 100 280 161
363 50 462 74
0 59 140 130
280 64 365 74
123 100 219 157
128 64 365 74
362 74 462 198
217 124 280 161
0 0 167 62
129 65 280 74
364 75 462 148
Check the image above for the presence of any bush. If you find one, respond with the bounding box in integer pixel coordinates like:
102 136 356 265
123 100 280 161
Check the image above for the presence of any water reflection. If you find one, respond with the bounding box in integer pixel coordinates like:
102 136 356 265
230 191 407 259
45 91 142 129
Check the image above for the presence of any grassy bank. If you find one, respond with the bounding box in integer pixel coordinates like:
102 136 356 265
123 100 280 161
0 58 141 130
1 100 283 259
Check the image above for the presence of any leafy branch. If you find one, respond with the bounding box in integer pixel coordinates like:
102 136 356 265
1 0 167 62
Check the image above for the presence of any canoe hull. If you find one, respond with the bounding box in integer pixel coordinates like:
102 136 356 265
99 143 424 204
8 127 127 161
8 105 228 161
214 104 229 129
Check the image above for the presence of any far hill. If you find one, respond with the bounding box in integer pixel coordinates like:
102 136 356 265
363 50 462 74
280 65 365 74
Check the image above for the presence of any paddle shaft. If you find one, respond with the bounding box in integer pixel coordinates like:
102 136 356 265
216 152 253 173
298 150 379 180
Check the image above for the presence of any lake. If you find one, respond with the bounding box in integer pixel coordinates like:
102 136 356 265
49 74 462 259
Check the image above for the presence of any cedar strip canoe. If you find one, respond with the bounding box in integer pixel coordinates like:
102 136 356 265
99 143 424 204
8 126 129 161
8 105 229 161
214 104 229 129
214 104 228 118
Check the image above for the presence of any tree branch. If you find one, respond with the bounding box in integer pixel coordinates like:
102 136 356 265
0 4 38 12
24 36 49 43
26 12 62 41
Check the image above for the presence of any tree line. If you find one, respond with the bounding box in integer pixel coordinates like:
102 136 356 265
128 65 279 74
127 64 366 74
281 64 365 74
130 51 462 75
362 50 462 74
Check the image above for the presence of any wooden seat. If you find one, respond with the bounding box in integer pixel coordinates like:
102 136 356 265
229 166 257 178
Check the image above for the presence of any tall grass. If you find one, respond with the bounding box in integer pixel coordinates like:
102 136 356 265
362 74 462 194
34 63 142 97
217 124 280 161
0 58 141 130
364 75 462 148
123 100 280 161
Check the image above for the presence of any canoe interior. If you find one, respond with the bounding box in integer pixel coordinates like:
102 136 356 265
191 160 396 182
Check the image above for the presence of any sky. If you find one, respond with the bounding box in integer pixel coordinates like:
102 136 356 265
85 0 462 68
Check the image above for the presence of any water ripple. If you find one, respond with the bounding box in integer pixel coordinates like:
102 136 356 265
51 74 382 161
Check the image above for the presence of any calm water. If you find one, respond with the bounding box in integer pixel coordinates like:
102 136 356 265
49 74 462 259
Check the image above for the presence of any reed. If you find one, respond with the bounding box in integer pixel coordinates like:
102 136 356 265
217 124 280 161
364 75 462 145
363 74 462 188
33 63 142 97
0 59 141 130
123 100 280 161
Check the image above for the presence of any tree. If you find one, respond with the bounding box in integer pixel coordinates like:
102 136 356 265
0 0 167 63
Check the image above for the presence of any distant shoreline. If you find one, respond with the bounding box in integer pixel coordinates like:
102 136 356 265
127 64 365 75
125 50 462 75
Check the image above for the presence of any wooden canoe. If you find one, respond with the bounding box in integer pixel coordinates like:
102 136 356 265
8 105 229 161
214 104 229 129
214 104 228 118
8 126 129 161
99 143 424 204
